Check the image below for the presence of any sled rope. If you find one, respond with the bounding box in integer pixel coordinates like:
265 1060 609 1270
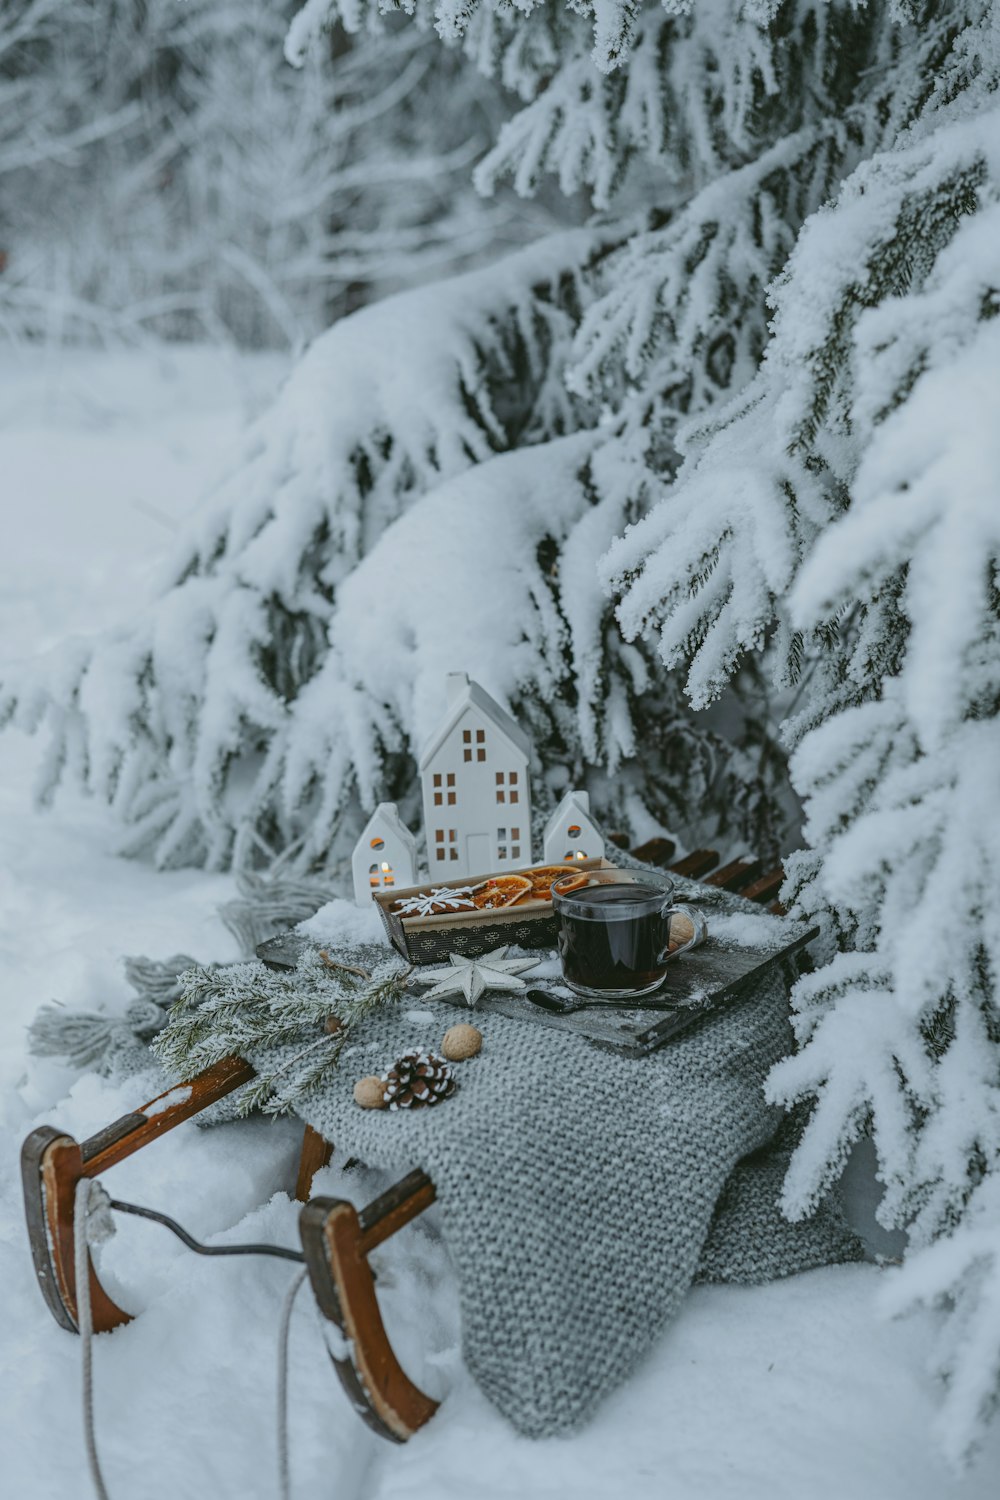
277 1266 310 1500
72 1182 312 1500
74 1177 114 1500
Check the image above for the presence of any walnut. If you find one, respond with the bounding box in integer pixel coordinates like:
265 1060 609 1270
442 1023 482 1061
353 1075 387 1109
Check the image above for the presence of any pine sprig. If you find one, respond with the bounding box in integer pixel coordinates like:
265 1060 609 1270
152 943 411 1115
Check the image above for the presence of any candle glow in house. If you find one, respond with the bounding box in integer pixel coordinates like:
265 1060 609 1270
351 801 419 907
542 788 604 866
418 673 533 879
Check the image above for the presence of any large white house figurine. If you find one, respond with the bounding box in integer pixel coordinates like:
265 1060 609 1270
542 788 604 865
419 673 533 878
352 802 418 906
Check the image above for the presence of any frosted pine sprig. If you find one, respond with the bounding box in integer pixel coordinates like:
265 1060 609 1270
152 944 411 1114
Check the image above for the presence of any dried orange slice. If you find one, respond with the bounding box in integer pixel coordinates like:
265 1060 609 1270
472 874 533 910
521 864 590 902
548 870 590 897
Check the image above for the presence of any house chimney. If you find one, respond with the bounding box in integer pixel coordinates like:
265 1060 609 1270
446 671 469 704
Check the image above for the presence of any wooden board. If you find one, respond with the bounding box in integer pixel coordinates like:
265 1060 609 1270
418 927 819 1057
261 927 818 1059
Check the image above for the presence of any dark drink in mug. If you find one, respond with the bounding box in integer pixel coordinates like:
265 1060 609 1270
552 871 705 1001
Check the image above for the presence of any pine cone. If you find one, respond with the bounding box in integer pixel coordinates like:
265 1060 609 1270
382 1050 456 1110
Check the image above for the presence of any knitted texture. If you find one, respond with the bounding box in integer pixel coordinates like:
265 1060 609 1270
250 970 863 1437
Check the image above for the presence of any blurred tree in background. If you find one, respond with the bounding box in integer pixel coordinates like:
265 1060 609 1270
0 0 557 346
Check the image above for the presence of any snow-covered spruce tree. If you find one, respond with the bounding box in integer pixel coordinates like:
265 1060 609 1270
2 0 907 872
596 1 1000 1466
1 229 756 868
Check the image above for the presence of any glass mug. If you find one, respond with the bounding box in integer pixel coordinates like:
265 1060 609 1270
551 869 707 1001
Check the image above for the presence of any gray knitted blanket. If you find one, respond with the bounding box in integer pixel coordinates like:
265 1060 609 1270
248 968 862 1437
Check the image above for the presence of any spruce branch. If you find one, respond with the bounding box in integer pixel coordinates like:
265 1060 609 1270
151 943 412 1116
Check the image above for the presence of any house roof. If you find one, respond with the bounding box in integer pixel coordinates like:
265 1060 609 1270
544 789 593 832
418 675 530 770
357 801 415 847
551 786 590 822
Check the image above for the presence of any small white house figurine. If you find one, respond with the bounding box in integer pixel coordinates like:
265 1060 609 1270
542 789 604 866
419 673 533 878
352 802 418 906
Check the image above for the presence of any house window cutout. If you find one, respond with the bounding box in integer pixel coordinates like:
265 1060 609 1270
496 789 505 804
497 827 507 840
567 824 582 839
511 845 520 860
352 802 417 907
477 748 486 762
464 748 472 762
433 774 442 787
462 730 471 743
564 849 589 861
434 792 443 806
476 729 485 743
447 773 455 786
498 846 507 860
450 848 459 861
447 791 456 805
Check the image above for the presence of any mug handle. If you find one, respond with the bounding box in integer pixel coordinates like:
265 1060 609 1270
659 903 708 964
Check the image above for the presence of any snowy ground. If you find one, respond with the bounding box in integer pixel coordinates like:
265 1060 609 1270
1 344 998 1499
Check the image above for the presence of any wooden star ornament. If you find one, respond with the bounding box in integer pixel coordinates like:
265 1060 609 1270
415 946 540 1007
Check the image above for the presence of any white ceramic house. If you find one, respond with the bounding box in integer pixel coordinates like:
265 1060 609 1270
542 788 604 866
419 673 533 878
351 802 418 906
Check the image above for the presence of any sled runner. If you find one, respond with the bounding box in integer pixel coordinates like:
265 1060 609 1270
21 845 784 1443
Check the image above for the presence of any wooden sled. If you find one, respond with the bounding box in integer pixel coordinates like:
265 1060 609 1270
21 846 784 1442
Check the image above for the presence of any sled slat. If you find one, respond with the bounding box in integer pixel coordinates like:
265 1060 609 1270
359 1169 436 1255
80 1056 255 1174
705 858 763 891
669 848 720 879
740 868 785 906
629 836 677 868
295 1125 333 1202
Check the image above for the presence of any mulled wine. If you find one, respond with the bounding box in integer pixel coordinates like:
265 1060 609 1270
552 872 705 1001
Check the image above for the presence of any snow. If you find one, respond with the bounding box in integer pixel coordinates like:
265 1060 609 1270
707 910 796 951
143 1085 193 1118
299 896 385 949
3 343 1000 1497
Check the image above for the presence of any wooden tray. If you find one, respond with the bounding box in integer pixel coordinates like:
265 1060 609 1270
259 922 818 1059
372 857 619 962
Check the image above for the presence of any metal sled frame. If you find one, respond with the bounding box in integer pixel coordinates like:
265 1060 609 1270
21 845 784 1443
